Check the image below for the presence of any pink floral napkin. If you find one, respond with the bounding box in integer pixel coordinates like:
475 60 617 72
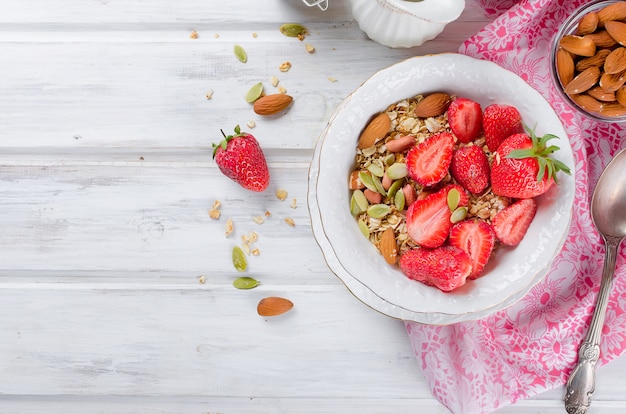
404 0 626 412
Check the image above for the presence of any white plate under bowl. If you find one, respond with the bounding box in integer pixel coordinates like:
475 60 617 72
307 53 575 325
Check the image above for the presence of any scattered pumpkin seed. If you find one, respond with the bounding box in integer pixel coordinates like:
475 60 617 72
358 171 378 193
358 217 370 238
447 188 460 211
371 174 387 197
234 45 247 63
232 246 248 272
386 163 408 180
350 196 361 216
383 153 396 166
387 179 403 200
451 206 468 223
280 23 307 38
394 189 405 211
233 277 260 290
352 189 369 212
367 163 384 177
245 82 264 103
367 204 390 218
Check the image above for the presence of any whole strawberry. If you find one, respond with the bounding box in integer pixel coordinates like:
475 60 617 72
212 125 270 192
482 104 524 152
491 127 570 199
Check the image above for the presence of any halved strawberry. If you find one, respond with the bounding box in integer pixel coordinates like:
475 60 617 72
491 198 537 246
449 220 495 279
447 97 483 143
450 145 490 194
405 185 463 248
482 104 524 152
406 132 454 187
399 246 472 292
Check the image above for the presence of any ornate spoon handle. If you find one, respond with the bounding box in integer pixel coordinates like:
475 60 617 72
564 238 620 414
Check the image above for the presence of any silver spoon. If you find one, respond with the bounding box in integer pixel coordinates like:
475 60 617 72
565 148 626 414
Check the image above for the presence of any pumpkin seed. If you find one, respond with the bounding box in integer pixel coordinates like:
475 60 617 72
245 82 264 103
394 189 405 211
233 277 260 290
367 163 384 177
386 163 408 180
371 174 387 197
358 171 378 193
383 153 396 166
350 196 361 216
232 246 248 272
447 188 460 211
358 218 370 238
352 189 369 211
451 206 468 223
387 179 403 199
234 45 247 63
279 23 307 38
367 204 390 218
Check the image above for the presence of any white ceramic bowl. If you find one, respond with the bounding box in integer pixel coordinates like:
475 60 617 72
308 53 576 324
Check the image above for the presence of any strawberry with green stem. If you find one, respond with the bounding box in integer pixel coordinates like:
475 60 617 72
212 125 270 192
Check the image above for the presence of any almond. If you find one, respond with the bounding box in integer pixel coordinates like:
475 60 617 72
576 49 611 72
556 48 575 87
600 102 626 116
564 66 601 95
605 20 626 46
599 70 626 92
413 92 451 118
253 94 293 115
577 11 599 35
585 30 617 48
616 86 626 106
559 35 596 57
598 2 626 27
349 170 365 190
379 228 398 265
588 85 616 102
357 112 391 149
570 93 604 113
604 47 626 74
257 296 294 317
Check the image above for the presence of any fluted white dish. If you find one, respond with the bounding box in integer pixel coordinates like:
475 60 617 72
307 53 575 324
348 0 466 48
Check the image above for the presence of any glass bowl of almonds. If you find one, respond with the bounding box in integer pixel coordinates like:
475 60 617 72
552 0 626 122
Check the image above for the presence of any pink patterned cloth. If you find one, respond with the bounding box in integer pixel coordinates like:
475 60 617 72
404 0 626 413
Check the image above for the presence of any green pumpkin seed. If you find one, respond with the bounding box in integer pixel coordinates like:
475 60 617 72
447 188 460 211
352 189 369 211
387 179 403 199
279 23 307 38
233 277 260 290
386 163 408 180
367 163 384 177
358 218 370 238
358 171 378 193
371 174 387 196
350 196 361 216
383 153 396 166
232 246 248 272
245 82 264 103
394 189 405 211
234 45 247 63
451 206 468 223
367 204 390 218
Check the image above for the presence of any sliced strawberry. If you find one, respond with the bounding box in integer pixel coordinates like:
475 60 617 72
491 198 537 246
406 132 454 187
399 246 472 292
405 185 462 248
450 145 490 194
446 183 470 207
482 104 524 152
447 97 483 143
449 220 496 279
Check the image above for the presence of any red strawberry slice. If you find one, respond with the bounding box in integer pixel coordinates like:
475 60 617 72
450 145 491 194
449 220 496 279
399 246 472 292
482 104 524 152
491 130 571 199
405 185 462 248
406 132 454 187
492 198 537 246
213 125 270 192
447 97 483 143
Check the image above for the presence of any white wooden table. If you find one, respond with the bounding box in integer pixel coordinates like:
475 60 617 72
2 1 626 413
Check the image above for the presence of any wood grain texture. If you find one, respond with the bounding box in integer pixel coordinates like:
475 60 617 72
2 1 626 413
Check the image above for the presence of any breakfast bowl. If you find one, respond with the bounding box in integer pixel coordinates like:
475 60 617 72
308 53 576 325
551 0 626 123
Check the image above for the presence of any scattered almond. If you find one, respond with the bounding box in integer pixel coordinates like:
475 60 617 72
253 94 293 115
357 112 391 149
559 35 596 57
413 92 452 118
379 228 398 265
257 297 294 317
349 170 365 190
